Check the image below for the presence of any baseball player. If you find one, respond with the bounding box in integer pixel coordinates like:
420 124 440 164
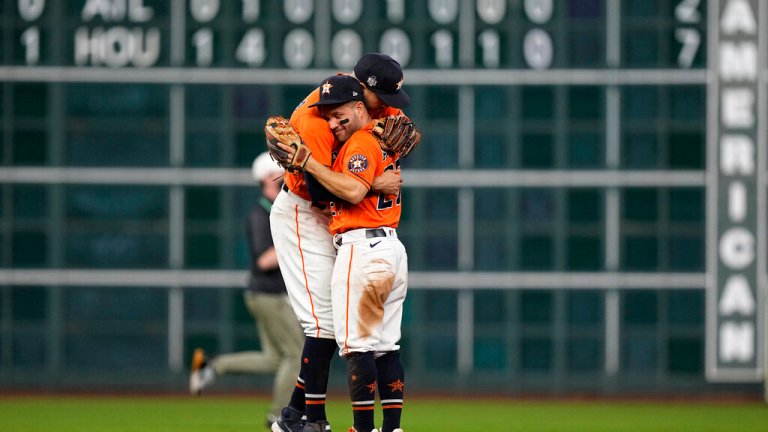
269 54 412 432
294 74 409 432
189 153 304 428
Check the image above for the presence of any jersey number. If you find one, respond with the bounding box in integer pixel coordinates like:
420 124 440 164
377 158 402 210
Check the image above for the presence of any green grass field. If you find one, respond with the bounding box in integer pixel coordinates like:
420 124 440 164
1 395 767 432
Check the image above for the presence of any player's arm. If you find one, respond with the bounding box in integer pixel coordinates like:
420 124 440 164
371 169 402 195
304 172 340 202
303 158 368 204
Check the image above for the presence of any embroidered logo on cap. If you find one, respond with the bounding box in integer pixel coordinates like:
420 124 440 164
367 76 378 88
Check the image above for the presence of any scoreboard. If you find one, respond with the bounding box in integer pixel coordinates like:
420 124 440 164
7 0 708 70
0 0 766 389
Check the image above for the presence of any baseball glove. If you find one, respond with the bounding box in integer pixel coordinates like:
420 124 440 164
264 115 312 172
372 115 422 157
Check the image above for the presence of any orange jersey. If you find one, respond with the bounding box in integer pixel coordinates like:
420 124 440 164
285 88 336 201
284 87 402 202
329 122 401 235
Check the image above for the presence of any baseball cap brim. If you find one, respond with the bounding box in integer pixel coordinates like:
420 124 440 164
308 98 360 108
373 88 411 109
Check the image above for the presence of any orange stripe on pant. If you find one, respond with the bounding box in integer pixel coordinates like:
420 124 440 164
295 204 320 337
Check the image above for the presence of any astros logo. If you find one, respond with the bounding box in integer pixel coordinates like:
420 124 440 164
348 154 368 173
396 77 404 91
321 81 333 95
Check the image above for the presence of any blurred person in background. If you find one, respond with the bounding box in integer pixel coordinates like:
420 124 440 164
189 152 304 429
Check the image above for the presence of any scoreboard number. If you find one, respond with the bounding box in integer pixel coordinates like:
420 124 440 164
675 0 703 68
11 0 713 70
236 29 266 67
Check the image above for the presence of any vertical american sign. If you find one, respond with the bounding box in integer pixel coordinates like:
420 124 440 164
706 0 765 382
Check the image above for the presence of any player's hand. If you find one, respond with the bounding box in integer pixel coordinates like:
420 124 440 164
264 115 311 172
372 115 422 157
371 169 402 196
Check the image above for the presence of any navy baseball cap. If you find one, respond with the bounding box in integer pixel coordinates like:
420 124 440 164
308 75 365 107
353 53 411 109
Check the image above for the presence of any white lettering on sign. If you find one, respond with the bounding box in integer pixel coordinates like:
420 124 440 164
74 26 160 67
720 135 755 175
82 0 154 22
719 227 755 270
715 0 759 371
728 181 747 222
721 88 755 128
719 42 757 80
720 0 756 34
719 322 754 362
719 275 756 315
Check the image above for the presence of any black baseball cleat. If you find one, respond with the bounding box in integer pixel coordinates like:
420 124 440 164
271 406 306 432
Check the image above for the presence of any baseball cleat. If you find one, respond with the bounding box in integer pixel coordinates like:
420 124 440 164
188 348 215 395
271 406 306 432
301 420 331 432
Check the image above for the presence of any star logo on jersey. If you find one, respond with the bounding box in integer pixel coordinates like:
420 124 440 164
321 81 333 95
388 379 404 393
367 380 377 393
396 77 404 91
347 154 369 173
367 75 378 88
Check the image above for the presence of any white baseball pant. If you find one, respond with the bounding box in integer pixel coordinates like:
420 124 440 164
331 227 408 356
270 187 336 340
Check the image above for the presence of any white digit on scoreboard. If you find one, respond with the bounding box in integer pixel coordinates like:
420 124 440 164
431 30 453 68
18 0 45 21
192 28 214 66
284 28 314 69
332 29 363 69
523 0 553 70
285 0 313 24
379 28 411 67
18 0 45 65
674 0 702 68
236 29 266 66
333 0 363 24
190 0 220 23
478 29 500 69
241 0 260 23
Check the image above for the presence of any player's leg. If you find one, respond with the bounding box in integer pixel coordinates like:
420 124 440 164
244 292 304 424
210 292 281 375
270 191 337 429
374 239 408 432
269 190 335 338
332 236 402 432
375 351 404 432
